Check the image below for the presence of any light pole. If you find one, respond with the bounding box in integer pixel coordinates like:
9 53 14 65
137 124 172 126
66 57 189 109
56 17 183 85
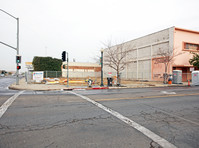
0 9 20 85
100 48 104 87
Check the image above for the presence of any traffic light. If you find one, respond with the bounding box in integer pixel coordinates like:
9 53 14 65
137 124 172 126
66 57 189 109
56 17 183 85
17 65 21 70
16 55 21 63
62 51 66 61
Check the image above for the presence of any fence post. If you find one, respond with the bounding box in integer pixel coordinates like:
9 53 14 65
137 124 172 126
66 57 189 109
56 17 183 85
56 71 57 78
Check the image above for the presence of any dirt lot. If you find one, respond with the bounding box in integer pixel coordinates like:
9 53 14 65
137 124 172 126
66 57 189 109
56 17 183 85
43 77 164 86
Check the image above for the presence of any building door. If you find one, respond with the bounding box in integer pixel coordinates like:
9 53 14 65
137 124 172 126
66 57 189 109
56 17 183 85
182 68 187 82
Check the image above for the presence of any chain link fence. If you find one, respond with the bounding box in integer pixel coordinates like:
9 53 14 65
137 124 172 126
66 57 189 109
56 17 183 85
25 71 101 84
44 71 62 78
25 70 193 84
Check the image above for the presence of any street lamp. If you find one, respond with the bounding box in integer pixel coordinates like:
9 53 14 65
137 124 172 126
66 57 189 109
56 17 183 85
100 48 104 87
0 9 20 85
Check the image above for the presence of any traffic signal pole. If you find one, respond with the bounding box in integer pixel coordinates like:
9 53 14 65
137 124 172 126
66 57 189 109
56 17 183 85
16 18 19 85
0 9 20 85
62 51 69 87
67 52 69 87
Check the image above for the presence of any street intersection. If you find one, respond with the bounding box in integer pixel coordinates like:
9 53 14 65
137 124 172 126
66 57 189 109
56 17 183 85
0 77 199 148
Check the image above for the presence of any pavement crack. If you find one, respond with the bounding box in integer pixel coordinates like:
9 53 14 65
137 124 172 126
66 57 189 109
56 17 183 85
0 124 10 129
45 142 55 148
149 140 162 148
141 103 199 126
0 115 112 136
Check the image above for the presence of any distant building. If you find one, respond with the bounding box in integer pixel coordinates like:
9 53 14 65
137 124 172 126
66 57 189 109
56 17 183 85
25 62 34 72
103 27 199 81
62 62 101 78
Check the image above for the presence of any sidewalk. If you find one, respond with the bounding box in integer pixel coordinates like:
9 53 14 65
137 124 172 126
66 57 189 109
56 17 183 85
9 78 190 91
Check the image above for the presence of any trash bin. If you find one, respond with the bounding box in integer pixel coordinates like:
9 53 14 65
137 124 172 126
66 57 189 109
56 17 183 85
168 74 172 84
107 77 113 86
88 79 93 87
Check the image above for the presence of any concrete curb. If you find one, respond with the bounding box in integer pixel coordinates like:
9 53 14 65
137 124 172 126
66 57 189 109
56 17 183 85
8 86 64 91
63 87 109 91
90 87 109 90
9 84 192 91
8 79 192 91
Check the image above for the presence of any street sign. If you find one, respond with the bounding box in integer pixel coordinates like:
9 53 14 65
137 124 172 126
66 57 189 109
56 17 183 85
33 71 44 83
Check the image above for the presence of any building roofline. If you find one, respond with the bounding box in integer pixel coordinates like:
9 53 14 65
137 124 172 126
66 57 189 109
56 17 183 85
115 26 175 46
62 62 101 67
106 27 199 48
175 27 199 34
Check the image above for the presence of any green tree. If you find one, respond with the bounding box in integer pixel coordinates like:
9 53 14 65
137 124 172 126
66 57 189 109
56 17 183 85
189 53 199 69
32 56 62 71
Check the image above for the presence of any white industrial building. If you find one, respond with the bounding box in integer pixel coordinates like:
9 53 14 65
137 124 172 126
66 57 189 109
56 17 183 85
103 27 199 81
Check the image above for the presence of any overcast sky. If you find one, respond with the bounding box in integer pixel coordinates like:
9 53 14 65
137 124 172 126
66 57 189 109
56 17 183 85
0 0 199 72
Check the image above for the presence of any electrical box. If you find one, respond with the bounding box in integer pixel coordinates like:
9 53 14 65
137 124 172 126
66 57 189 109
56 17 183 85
173 70 182 84
192 71 199 86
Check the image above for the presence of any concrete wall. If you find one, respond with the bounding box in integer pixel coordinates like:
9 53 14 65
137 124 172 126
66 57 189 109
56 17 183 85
62 71 100 78
104 27 174 80
62 62 101 78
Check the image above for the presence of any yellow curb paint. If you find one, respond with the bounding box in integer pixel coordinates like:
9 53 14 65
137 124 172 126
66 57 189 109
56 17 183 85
95 93 199 102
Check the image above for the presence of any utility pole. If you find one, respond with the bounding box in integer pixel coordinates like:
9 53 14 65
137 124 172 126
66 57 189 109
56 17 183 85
100 49 104 86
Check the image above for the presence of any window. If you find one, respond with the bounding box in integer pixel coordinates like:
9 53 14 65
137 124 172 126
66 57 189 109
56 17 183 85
184 42 199 51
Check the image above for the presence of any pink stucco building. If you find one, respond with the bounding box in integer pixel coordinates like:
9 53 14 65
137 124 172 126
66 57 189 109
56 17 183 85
152 27 199 81
104 27 199 82
172 27 199 81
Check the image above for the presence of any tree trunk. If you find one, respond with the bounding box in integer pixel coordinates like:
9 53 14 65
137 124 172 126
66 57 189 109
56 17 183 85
117 70 120 86
163 64 168 84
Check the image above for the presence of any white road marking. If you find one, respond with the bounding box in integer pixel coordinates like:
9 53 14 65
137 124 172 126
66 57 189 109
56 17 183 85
161 91 176 95
70 91 177 148
0 91 24 119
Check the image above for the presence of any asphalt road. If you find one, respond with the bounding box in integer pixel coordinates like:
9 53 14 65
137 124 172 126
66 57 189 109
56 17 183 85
0 77 199 148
